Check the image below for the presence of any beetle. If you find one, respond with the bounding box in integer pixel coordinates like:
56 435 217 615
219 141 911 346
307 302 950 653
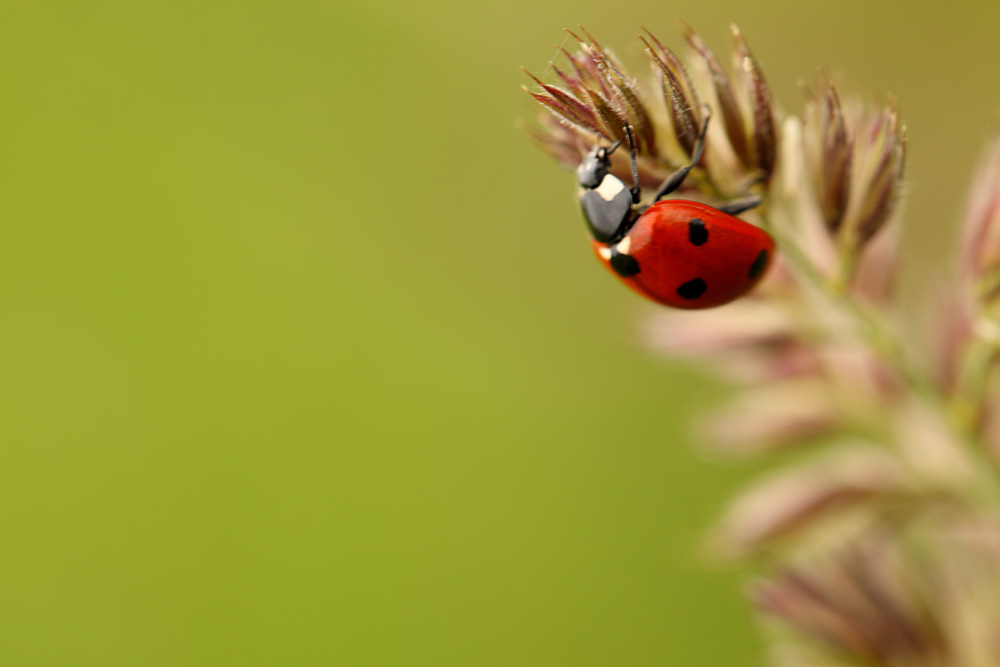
577 107 774 309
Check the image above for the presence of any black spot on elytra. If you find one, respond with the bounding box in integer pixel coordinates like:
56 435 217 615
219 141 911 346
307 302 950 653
610 252 640 277
748 249 768 280
676 278 707 300
688 218 708 246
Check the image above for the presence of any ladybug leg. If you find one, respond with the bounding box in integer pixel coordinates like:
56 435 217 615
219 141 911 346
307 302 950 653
651 105 712 202
739 169 767 191
716 194 762 216
622 124 641 204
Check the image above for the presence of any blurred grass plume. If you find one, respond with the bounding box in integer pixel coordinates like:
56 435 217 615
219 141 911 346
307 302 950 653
524 24 1000 666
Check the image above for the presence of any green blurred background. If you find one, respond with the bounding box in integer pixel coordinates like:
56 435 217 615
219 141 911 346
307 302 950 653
1 1 998 664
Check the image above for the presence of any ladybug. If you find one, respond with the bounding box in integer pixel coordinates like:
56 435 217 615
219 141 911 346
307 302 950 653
577 107 774 309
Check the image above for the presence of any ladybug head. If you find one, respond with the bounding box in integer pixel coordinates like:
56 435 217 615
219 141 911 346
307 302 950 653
576 139 622 189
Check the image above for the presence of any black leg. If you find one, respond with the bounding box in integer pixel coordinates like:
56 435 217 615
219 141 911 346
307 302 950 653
623 124 640 204
651 105 712 203
716 194 762 216
739 169 766 192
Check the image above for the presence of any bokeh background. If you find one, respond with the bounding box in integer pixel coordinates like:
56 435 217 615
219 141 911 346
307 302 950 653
1 1 999 664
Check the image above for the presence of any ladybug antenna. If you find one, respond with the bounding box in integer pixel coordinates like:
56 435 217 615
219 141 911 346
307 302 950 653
605 138 623 156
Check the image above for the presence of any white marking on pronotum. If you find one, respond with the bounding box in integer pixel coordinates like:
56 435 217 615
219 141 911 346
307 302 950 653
597 247 612 260
595 176 626 202
616 236 632 255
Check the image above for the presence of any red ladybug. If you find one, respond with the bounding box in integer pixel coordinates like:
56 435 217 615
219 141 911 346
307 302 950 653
577 107 774 309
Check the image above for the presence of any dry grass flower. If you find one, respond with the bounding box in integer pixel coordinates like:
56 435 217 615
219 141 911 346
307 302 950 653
524 24 1000 665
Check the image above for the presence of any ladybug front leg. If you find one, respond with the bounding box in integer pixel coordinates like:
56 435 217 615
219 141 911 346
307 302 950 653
716 194 762 216
622 124 641 204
